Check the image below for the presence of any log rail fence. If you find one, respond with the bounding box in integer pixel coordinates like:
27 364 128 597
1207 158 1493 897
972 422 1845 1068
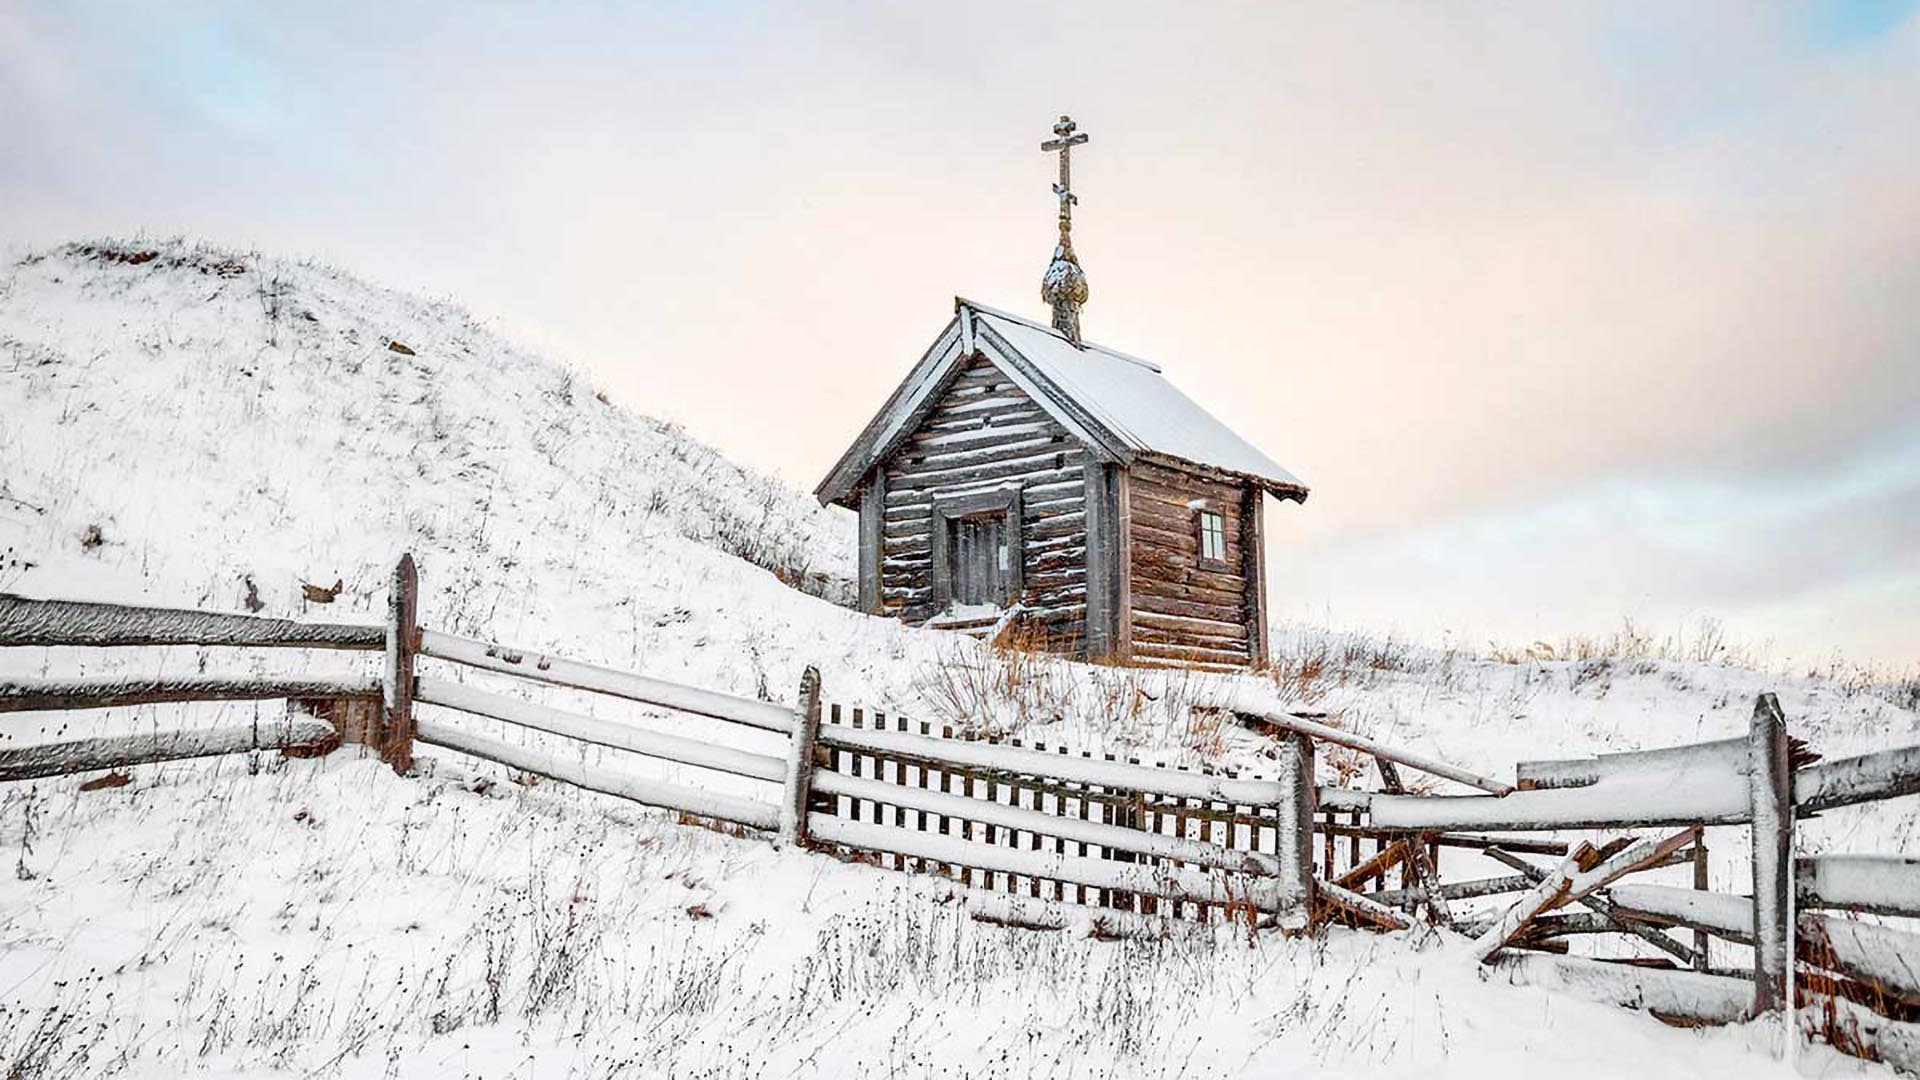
4 556 1920 1071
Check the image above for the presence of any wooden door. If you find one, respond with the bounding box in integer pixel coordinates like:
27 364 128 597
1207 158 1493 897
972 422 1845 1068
952 512 1007 606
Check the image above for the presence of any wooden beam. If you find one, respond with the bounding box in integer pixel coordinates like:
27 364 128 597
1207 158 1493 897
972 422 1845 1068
1229 710 1513 795
1750 693 1793 1018
380 553 418 774
1797 855 1920 918
0 718 338 782
1274 730 1314 930
414 718 779 831
419 629 795 733
779 666 824 848
858 476 884 613
0 593 383 650
0 676 379 713
414 677 784 782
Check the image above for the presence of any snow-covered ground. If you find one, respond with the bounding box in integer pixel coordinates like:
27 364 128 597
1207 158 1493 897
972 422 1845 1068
0 239 1915 1077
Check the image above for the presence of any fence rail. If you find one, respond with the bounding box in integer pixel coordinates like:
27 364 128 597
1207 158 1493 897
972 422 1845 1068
5 563 1920 1071
0 593 382 650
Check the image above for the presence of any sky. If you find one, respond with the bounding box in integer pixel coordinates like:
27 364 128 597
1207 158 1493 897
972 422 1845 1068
3 1 1916 669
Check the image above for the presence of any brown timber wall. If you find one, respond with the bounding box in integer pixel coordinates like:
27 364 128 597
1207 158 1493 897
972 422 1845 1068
879 354 1088 645
1125 458 1258 669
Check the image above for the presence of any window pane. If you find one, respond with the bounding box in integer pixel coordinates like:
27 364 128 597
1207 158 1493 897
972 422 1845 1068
1200 511 1225 563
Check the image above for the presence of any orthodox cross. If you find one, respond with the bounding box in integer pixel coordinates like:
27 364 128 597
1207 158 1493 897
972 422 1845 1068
1040 115 1089 237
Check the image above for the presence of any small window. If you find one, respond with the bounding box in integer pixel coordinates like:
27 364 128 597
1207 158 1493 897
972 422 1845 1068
1197 510 1227 567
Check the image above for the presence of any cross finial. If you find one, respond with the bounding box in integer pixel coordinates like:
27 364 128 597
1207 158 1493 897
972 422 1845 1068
1038 114 1091 342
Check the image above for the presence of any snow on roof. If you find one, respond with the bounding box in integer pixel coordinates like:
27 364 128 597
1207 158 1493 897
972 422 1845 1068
963 301 1307 494
815 299 1309 507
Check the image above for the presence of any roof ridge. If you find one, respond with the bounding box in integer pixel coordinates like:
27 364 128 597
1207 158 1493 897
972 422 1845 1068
954 296 1162 373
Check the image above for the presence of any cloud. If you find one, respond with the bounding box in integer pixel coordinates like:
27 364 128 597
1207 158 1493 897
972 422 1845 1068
3 1 1915 663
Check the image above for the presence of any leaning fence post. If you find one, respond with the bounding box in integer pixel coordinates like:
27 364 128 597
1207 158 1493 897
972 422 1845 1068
1750 692 1793 1021
1273 727 1315 931
381 553 419 774
779 665 823 849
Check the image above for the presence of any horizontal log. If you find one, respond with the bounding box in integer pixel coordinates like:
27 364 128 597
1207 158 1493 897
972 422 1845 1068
0 594 384 650
1800 913 1920 1003
885 451 1082 493
893 435 1063 473
1798 855 1920 918
1129 576 1247 609
415 676 785 783
1807 995 1920 1075
1225 710 1512 795
1517 737 1749 791
918 408 1051 436
1373 874 1537 908
811 816 1277 911
1128 557 1248 596
1133 608 1249 638
816 723 1287 805
812 769 1278 875
0 717 338 781
1316 878 1410 930
1359 772 1749 830
1797 744 1920 813
0 676 379 713
415 718 778 830
1129 641 1252 666
419 630 794 734
1485 953 1753 1025
1607 884 1752 941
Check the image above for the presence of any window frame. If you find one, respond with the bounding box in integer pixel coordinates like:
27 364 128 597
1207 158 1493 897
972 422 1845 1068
1195 507 1229 571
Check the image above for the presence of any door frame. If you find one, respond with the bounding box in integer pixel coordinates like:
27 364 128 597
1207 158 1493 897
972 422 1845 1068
929 485 1024 611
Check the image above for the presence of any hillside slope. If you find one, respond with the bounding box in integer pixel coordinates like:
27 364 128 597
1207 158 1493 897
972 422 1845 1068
0 238 1915 1079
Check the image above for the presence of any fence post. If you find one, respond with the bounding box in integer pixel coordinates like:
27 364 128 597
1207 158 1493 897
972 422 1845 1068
779 665 823 849
381 553 418 774
1750 692 1793 1021
1273 728 1315 931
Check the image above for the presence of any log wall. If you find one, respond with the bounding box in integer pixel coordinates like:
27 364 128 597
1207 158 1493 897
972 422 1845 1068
1124 458 1261 669
875 354 1088 646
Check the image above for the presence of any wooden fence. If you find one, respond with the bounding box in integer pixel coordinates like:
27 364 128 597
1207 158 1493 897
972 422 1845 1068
4 557 1920 1070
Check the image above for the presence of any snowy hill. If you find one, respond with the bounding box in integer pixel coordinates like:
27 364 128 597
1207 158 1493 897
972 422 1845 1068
1 238 1916 1078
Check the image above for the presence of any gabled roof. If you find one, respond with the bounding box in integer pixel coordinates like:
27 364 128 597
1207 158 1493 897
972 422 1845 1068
815 298 1309 508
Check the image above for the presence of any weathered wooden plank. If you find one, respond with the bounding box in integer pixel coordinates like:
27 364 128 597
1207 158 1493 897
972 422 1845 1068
1486 953 1754 1025
380 553 418 773
1274 732 1314 929
1518 737 1749 791
1797 855 1920 918
0 593 383 650
0 717 339 781
0 676 380 713
416 718 780 830
1797 744 1920 813
414 676 785 782
418 630 795 733
1226 709 1514 795
1750 693 1793 1017
1315 878 1410 930
1128 642 1252 666
778 666 824 848
859 476 884 613
1799 913 1920 1003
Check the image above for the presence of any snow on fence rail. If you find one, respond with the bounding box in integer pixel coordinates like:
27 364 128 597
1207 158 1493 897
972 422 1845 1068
8 558 1920 1070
